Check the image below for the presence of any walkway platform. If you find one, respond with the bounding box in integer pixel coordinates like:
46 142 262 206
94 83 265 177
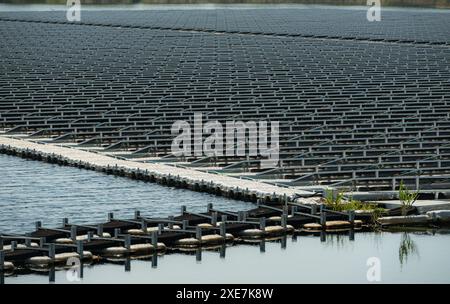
0 136 317 203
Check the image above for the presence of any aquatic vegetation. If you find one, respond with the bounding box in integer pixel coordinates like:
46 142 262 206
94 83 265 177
323 189 345 211
398 181 419 216
324 190 385 220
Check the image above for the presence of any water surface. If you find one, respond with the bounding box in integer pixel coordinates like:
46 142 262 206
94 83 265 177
4 231 450 284
1 154 450 284
0 154 251 234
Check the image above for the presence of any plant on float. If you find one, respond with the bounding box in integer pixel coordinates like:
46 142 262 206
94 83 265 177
398 180 419 216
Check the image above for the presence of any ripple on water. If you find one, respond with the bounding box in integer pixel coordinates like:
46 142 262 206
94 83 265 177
0 154 252 234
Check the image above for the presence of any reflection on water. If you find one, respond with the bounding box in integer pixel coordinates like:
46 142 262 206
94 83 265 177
4 230 450 284
398 232 419 268
0 154 251 234
322 231 351 248
1 154 450 283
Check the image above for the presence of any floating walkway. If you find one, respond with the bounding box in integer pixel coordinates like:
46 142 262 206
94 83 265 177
0 136 317 203
1 200 369 279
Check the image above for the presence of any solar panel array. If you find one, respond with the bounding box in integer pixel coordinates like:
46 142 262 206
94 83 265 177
1 9 450 44
0 9 449 192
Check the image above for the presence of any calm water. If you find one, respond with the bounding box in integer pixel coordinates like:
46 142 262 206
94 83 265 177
0 154 251 234
1 154 450 283
4 231 450 284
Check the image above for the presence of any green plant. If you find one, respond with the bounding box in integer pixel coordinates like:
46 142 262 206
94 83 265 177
346 198 386 221
398 181 419 216
324 189 345 211
323 190 386 221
